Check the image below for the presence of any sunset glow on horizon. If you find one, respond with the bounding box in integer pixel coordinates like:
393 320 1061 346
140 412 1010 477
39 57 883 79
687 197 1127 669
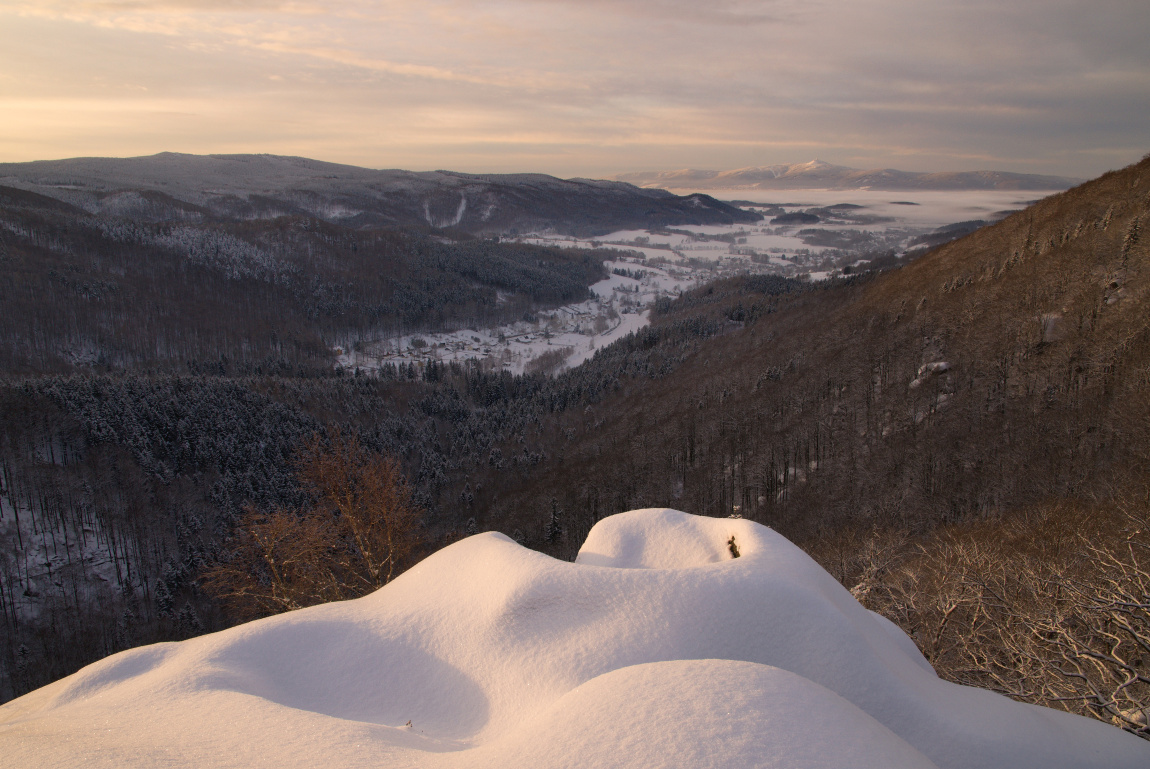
1 0 1146 178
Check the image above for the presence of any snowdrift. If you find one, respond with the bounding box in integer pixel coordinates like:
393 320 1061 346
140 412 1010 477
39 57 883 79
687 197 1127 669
2 509 1146 768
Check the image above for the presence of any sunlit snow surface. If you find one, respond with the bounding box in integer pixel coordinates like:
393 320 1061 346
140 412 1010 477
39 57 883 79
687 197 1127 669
3 509 1146 768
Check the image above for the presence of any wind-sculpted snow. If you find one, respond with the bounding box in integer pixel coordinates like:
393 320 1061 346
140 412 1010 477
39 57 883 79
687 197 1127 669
2 509 1146 768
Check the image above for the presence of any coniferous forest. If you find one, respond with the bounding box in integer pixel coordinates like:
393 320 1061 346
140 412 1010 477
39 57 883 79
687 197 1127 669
2 157 1149 736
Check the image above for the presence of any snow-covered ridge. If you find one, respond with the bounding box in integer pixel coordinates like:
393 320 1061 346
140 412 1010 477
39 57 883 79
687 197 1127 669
0 153 758 237
1 509 1145 768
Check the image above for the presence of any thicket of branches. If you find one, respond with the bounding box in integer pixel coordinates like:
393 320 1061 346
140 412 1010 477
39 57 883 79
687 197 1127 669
200 429 423 620
842 497 1150 737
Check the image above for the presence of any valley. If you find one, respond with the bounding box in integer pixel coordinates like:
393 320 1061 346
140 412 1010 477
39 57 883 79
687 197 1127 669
1 153 1147 746
4 0 1145 763
356 187 1046 375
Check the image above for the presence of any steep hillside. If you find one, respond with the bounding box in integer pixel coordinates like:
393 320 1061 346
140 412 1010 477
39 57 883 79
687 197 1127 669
466 158 1150 731
0 186 613 373
0 153 760 236
489 156 1150 544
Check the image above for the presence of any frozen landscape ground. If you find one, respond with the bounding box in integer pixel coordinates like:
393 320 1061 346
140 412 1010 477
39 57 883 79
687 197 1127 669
339 188 1056 376
0 483 122 630
2 509 1146 768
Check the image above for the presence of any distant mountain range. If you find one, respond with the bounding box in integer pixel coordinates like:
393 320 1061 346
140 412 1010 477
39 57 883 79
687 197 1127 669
615 160 1083 191
0 153 758 236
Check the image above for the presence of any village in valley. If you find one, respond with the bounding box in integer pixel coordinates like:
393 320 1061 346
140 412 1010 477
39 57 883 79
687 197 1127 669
335 246 789 377
336 188 1038 376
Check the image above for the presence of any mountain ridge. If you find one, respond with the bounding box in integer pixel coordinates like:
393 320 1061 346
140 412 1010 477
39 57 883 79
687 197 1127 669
615 160 1083 191
0 152 759 236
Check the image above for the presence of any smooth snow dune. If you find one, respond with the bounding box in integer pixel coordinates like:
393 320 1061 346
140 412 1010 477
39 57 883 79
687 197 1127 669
2 509 1147 769
461 659 941 769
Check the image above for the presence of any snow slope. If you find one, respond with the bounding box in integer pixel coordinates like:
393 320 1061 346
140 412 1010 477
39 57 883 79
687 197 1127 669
2 509 1146 768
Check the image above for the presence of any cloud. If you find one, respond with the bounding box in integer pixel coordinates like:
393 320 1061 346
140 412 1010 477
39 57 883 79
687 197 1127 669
6 1 319 12
508 0 805 25
0 0 1146 177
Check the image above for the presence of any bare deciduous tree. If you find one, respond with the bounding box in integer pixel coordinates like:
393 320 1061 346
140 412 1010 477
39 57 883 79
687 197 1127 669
201 429 422 620
851 500 1150 739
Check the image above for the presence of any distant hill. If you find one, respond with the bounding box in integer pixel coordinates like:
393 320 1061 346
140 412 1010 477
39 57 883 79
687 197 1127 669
0 180 626 373
0 153 759 236
616 159 1083 191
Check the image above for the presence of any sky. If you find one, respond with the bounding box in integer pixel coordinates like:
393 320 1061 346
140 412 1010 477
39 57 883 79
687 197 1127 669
0 1 1147 179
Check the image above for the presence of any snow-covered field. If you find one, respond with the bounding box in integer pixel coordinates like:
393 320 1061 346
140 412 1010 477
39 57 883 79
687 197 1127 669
340 188 1059 376
528 188 1051 263
2 509 1145 768
696 188 1054 228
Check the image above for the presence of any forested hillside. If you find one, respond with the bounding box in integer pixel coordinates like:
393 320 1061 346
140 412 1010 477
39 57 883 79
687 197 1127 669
0 185 609 373
0 153 761 236
0 269 816 700
489 157 1150 544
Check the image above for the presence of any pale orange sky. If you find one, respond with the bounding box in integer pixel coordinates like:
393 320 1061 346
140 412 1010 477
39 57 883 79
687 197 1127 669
1 1 1146 178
